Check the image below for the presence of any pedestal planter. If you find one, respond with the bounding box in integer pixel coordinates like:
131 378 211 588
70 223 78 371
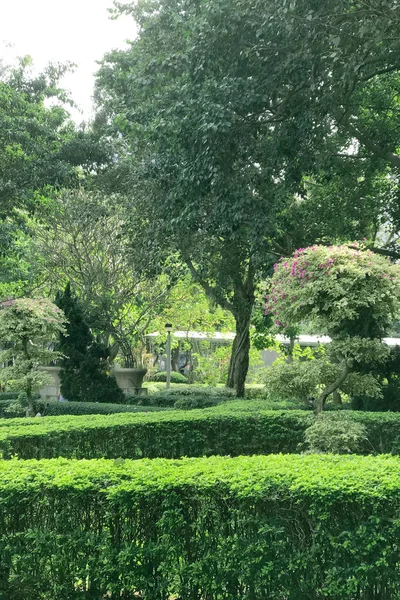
38 366 61 400
111 367 148 396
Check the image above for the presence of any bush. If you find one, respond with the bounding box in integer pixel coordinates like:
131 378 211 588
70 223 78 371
1 454 400 598
304 413 368 454
0 403 312 459
150 370 188 384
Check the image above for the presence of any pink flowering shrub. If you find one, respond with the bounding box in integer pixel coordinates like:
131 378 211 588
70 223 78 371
266 244 400 338
264 245 400 412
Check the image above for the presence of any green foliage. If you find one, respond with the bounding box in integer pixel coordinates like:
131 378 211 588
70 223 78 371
2 454 400 597
134 385 235 408
56 284 124 403
0 399 165 418
267 244 400 410
0 298 66 415
36 190 176 368
3 401 400 459
194 344 266 385
150 370 188 384
267 244 400 337
0 403 312 459
0 392 20 401
305 414 368 454
0 59 110 218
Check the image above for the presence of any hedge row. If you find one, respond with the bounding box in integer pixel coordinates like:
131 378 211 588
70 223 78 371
1 454 400 599
4 401 400 460
132 385 236 408
0 398 165 419
0 402 311 459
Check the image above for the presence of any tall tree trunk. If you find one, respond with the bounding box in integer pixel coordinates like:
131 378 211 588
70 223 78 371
227 308 252 398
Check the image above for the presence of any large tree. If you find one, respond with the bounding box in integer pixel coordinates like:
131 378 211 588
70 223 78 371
95 0 400 395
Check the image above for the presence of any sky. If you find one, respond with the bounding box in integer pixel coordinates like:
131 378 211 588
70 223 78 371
0 0 137 122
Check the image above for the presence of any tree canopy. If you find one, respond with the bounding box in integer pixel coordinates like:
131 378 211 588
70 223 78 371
95 0 400 395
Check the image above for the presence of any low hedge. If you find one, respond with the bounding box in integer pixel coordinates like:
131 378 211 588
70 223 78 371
149 370 188 383
135 385 236 408
4 401 400 460
0 391 21 400
1 454 400 598
0 402 312 459
0 398 165 419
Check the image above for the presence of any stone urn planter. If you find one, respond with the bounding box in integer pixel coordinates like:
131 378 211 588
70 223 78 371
38 366 61 400
111 367 148 396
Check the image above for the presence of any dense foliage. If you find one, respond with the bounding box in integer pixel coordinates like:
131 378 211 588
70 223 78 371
3 403 400 459
0 404 313 459
2 454 400 598
56 283 124 403
266 245 400 410
0 298 66 415
150 370 188 384
0 398 164 419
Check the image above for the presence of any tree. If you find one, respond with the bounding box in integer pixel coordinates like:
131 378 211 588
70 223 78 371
34 189 174 367
0 298 66 416
55 284 124 403
266 244 400 412
0 57 99 215
95 0 400 395
95 0 328 396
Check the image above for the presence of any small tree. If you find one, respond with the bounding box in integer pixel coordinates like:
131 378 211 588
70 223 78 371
56 284 124 403
0 298 66 416
266 244 400 412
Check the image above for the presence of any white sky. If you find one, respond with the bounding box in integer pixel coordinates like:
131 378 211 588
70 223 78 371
0 0 137 123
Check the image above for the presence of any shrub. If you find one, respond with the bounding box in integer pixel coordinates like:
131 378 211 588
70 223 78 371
150 370 188 384
56 284 125 404
1 454 400 598
304 413 368 454
3 403 400 459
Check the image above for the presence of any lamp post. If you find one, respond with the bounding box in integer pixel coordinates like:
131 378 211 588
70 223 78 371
165 323 173 389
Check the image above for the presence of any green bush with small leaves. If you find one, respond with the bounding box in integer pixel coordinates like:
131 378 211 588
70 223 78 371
1 454 400 598
304 413 368 454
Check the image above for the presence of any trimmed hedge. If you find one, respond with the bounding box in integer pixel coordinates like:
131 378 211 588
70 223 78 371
0 391 21 400
1 454 400 598
135 385 236 408
0 398 165 419
150 370 188 383
4 401 400 460
0 403 312 459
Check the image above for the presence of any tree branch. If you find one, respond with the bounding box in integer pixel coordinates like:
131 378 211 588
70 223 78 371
184 257 235 313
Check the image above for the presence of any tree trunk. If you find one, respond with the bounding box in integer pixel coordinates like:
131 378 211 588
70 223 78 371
315 364 350 414
171 345 180 372
287 334 295 363
227 310 252 398
332 390 342 405
22 337 35 417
